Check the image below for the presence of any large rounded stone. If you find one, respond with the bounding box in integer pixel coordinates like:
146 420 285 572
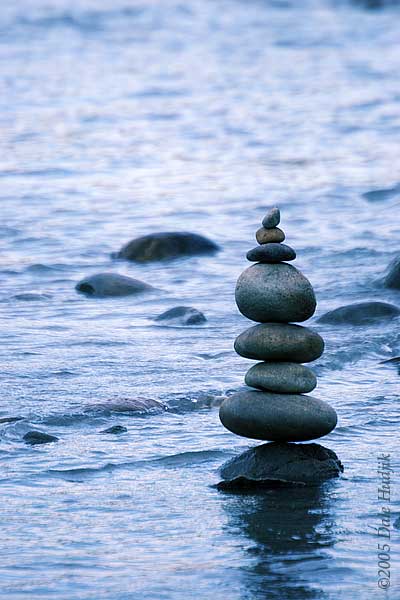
235 323 324 362
217 442 343 488
76 273 155 297
235 263 316 323
219 391 337 442
114 232 219 262
245 362 317 393
246 243 296 263
256 227 285 244
318 302 400 325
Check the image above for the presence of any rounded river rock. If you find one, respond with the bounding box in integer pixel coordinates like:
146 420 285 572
245 362 317 393
262 207 280 229
256 227 285 244
246 243 296 263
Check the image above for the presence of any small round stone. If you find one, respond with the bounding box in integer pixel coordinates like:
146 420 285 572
262 207 280 229
246 243 296 263
256 227 285 244
235 263 316 323
235 323 324 362
245 362 317 393
219 391 337 442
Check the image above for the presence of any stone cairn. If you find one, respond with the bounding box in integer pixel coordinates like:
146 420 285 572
219 208 338 446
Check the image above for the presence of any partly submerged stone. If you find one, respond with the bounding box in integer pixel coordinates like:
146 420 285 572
235 263 316 323
217 442 343 489
23 431 59 445
219 391 337 442
154 306 206 325
246 243 296 263
76 272 155 297
318 301 400 325
114 232 219 262
235 323 324 363
87 397 168 415
382 256 400 290
256 227 285 244
100 425 128 434
245 362 317 393
262 207 280 229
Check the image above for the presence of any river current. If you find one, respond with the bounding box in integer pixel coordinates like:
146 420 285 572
1 1 400 598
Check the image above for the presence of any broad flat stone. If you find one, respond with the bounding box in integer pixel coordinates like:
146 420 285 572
235 263 316 323
219 391 337 442
256 227 285 244
245 362 317 393
246 243 296 263
235 323 324 362
262 207 280 229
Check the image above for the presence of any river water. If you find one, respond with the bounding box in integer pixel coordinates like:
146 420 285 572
1 1 400 598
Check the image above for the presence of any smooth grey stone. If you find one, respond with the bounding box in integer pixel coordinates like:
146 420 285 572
246 243 296 263
318 302 400 325
154 306 206 325
114 232 219 262
236 263 316 323
235 323 324 362
87 397 168 415
23 431 59 445
245 362 317 393
75 272 155 297
219 391 337 442
256 227 285 244
217 442 343 489
100 425 127 434
262 207 280 229
383 256 400 289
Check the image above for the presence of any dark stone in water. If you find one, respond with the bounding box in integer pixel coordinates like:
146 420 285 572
382 256 400 290
154 306 206 325
88 397 168 414
217 442 343 489
362 184 400 201
318 302 400 325
246 243 296 263
380 356 400 365
76 272 155 297
0 416 24 424
100 425 128 434
114 232 219 262
23 431 59 445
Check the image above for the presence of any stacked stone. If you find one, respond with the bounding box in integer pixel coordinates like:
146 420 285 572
219 208 337 443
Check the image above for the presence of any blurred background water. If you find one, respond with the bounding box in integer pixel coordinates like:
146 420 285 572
0 0 400 598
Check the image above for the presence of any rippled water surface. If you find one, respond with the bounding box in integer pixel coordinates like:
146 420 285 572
1 1 400 598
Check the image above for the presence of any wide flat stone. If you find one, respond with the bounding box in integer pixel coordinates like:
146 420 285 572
219 391 337 442
256 227 285 244
217 441 343 489
245 362 317 393
235 323 324 362
262 207 280 229
235 263 316 323
246 243 296 263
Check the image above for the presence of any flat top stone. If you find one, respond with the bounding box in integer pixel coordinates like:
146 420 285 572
246 243 296 263
262 207 280 228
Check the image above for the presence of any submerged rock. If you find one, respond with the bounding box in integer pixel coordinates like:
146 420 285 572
154 306 206 325
235 263 316 323
245 362 317 393
382 256 400 290
235 323 324 363
217 442 344 489
219 391 337 442
75 272 155 297
100 425 128 434
0 416 24 424
318 302 400 325
23 431 59 445
114 232 219 262
88 397 168 415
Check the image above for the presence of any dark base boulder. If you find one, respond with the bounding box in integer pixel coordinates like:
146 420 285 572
75 272 155 297
113 232 219 262
318 301 400 325
217 442 343 489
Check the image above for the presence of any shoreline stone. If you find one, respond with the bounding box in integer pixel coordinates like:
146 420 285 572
114 232 219 262
245 362 317 393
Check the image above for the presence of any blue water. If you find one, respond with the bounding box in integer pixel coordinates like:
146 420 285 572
1 1 400 598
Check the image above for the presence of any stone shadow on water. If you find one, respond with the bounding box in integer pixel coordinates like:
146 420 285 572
219 477 338 599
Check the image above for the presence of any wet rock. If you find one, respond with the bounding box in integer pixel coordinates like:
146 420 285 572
382 256 400 290
23 431 59 445
246 243 296 263
235 263 316 323
219 391 337 442
245 362 317 393
379 356 400 365
0 416 24 424
235 323 324 363
114 232 219 262
75 272 155 297
100 425 128 434
154 306 206 325
262 207 280 229
255 227 285 244
88 397 168 415
217 442 344 489
318 302 400 325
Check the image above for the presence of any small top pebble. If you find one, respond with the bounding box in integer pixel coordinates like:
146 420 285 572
262 207 280 229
